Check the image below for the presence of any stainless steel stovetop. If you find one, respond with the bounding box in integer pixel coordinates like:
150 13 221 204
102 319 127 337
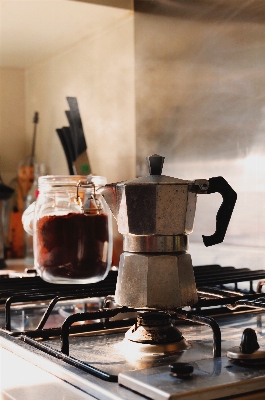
1 265 265 399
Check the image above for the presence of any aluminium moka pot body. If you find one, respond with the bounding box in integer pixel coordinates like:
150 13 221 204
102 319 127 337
101 154 237 309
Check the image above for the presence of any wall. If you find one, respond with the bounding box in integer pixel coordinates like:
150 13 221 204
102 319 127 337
134 0 265 269
0 68 27 185
1 4 135 261
3 0 265 271
25 11 135 185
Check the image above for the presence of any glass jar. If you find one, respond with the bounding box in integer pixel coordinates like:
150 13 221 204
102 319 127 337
24 162 46 265
22 175 112 284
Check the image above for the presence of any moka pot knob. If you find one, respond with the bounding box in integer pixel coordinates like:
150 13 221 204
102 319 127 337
147 154 165 175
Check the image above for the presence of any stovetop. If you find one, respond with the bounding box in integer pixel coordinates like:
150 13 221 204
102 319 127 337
1 264 265 399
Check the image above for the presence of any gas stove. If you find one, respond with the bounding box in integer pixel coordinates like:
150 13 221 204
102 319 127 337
1 264 265 399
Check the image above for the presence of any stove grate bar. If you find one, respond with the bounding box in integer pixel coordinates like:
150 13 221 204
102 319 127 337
12 309 222 383
4 288 265 333
6 316 135 339
195 290 264 308
171 311 221 357
12 293 104 331
195 272 265 286
0 270 118 304
60 307 134 355
194 265 265 287
2 267 265 304
198 286 244 298
16 308 221 383
19 335 118 382
227 296 265 310
4 289 115 331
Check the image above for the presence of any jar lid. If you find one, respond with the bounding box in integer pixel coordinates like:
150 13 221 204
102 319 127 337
38 175 107 188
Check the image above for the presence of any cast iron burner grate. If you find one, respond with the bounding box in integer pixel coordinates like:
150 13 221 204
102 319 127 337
2 265 265 333
2 264 265 382
1 264 265 302
0 269 118 305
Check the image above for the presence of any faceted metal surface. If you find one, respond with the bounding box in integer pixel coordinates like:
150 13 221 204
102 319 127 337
100 175 208 236
121 183 198 235
115 252 198 308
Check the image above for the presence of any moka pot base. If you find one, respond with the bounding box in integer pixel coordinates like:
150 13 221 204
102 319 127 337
114 251 198 309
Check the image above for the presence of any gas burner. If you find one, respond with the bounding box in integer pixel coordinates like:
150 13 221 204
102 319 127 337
227 328 265 365
125 311 188 346
115 311 189 365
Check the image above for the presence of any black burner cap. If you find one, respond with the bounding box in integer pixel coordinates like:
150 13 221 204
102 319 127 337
170 362 194 377
240 328 260 354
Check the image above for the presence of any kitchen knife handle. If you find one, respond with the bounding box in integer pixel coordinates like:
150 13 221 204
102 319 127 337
56 129 75 175
202 176 237 247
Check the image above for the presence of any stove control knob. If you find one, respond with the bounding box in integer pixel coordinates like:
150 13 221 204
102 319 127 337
170 362 194 378
240 328 260 354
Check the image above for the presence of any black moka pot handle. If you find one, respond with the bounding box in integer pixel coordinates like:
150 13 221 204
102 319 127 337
202 176 237 247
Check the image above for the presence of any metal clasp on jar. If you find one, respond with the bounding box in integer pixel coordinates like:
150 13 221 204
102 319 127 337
75 180 102 214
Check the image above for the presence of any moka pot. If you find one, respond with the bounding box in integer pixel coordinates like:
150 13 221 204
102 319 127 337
100 154 237 309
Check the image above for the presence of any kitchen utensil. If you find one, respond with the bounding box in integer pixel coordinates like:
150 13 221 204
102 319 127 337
56 128 75 175
100 154 237 309
65 110 78 160
66 97 91 174
17 111 39 210
0 172 14 268
30 111 39 165
7 112 39 258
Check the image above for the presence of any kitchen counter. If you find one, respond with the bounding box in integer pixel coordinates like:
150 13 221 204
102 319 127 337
0 258 34 279
1 346 94 400
4 258 32 271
